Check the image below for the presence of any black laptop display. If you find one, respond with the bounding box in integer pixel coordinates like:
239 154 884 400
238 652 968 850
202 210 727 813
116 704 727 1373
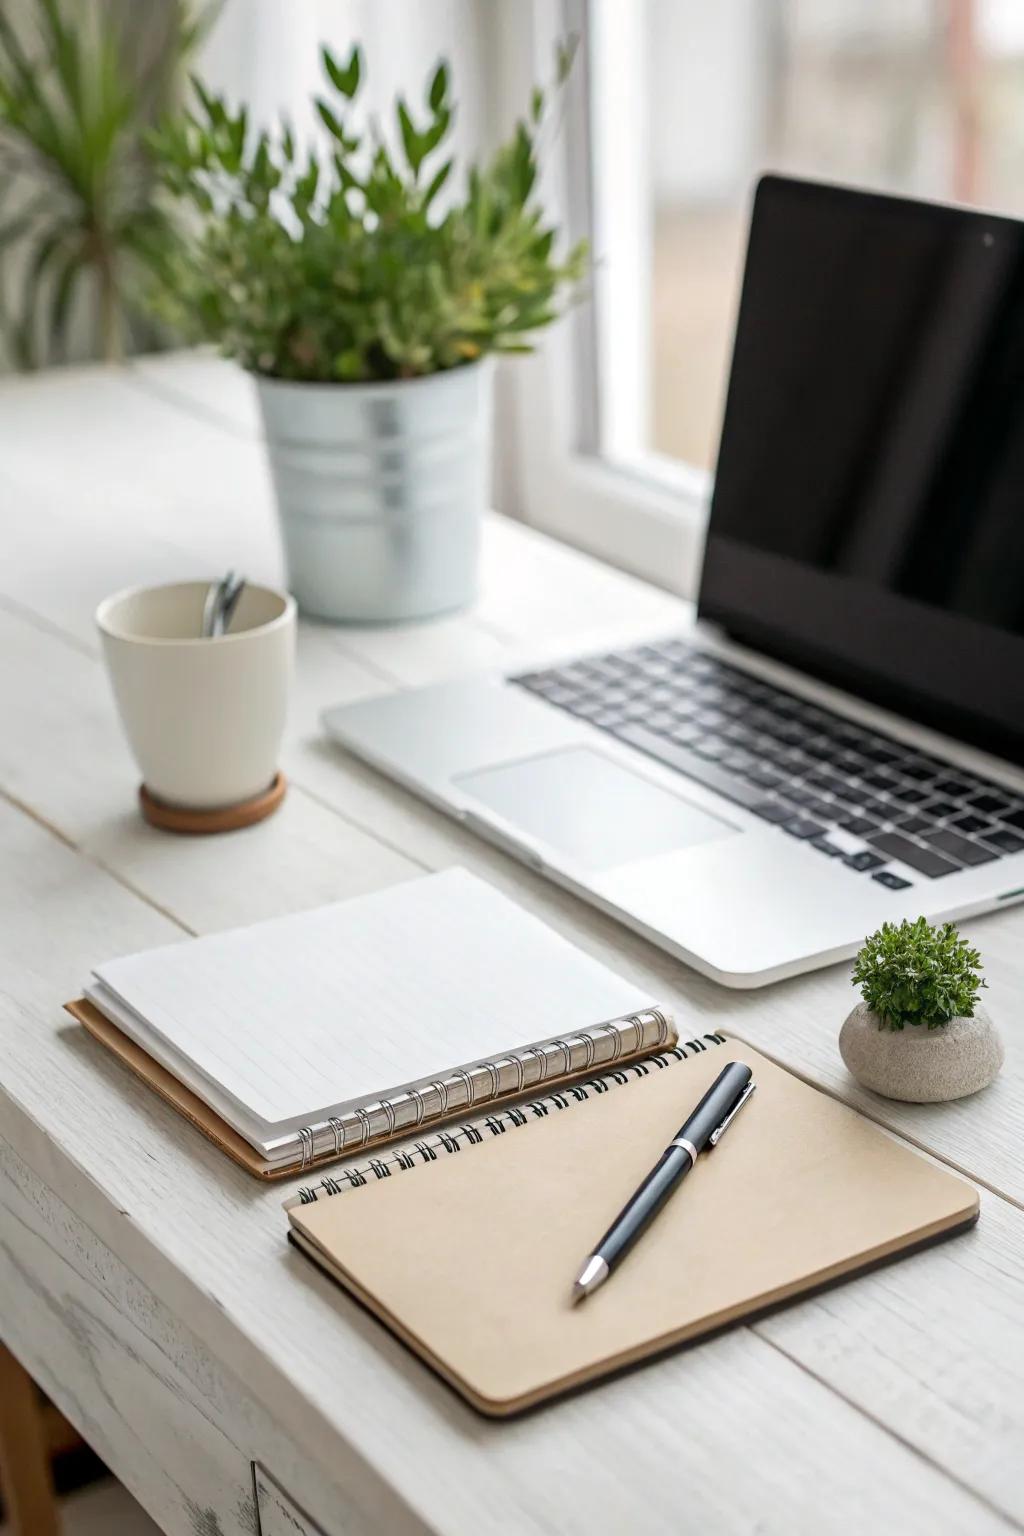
700 175 1024 764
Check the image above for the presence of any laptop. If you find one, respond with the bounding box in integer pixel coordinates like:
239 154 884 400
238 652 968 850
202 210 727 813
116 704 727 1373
323 175 1024 988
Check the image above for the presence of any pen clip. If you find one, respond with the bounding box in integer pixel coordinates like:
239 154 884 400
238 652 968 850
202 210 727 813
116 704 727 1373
708 1080 756 1146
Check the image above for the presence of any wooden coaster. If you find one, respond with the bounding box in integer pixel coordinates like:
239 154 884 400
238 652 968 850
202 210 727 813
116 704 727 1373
139 773 287 835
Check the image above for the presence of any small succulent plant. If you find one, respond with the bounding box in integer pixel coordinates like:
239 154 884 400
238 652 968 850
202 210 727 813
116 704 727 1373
851 917 986 1031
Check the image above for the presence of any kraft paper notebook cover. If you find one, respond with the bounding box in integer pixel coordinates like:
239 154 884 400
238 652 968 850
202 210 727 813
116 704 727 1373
287 1034 979 1417
65 869 675 1179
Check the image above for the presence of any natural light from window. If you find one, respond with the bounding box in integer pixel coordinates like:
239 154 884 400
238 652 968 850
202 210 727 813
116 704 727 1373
591 0 1024 476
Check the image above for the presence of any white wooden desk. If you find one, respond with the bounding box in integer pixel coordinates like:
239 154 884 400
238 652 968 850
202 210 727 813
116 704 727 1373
1 354 1022 1536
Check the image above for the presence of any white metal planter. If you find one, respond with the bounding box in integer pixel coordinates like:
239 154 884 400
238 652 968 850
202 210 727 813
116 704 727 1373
255 360 493 623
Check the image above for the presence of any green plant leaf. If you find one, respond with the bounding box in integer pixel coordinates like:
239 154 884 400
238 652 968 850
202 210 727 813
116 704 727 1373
423 157 452 208
428 61 449 112
47 242 84 359
316 99 346 144
556 33 580 84
396 98 423 176
322 44 361 100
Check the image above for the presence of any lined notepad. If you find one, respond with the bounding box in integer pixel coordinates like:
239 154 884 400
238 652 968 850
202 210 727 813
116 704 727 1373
72 869 671 1174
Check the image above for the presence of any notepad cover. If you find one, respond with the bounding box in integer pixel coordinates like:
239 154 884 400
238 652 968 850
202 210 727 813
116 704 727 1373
289 1039 979 1415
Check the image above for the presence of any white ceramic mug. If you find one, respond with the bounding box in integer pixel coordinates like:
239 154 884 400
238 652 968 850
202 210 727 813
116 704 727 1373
97 581 296 810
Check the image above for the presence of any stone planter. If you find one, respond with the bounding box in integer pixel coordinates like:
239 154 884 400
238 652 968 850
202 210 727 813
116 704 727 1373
839 1002 1003 1102
255 359 493 624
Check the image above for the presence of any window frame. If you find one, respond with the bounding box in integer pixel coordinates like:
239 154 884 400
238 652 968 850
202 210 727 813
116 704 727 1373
493 0 712 597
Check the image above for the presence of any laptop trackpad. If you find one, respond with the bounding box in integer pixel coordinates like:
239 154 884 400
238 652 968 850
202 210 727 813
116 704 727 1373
456 747 738 871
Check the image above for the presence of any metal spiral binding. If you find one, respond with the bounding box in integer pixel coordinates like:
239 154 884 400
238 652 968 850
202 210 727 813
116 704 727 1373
291 1028 727 1205
292 1007 674 1169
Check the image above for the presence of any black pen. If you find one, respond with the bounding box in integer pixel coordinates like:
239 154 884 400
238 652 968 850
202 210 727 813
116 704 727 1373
572 1061 756 1301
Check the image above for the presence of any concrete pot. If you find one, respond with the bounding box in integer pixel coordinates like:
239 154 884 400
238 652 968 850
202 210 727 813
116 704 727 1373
839 1002 1003 1102
255 359 493 623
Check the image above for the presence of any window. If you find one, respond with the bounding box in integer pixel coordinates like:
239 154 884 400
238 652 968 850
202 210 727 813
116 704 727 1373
506 0 1024 595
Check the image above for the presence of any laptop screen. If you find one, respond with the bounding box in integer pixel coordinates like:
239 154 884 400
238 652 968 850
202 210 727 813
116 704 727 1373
699 175 1024 765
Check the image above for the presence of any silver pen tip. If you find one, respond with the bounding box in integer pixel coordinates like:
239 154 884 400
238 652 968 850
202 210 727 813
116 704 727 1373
572 1255 609 1302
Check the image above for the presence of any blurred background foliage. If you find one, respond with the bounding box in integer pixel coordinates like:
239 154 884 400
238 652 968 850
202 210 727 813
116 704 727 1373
0 0 205 369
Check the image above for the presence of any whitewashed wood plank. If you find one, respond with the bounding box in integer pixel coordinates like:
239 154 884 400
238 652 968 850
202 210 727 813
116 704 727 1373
289 624 388 746
477 511 687 642
0 369 284 585
254 1465 328 1536
0 486 200 656
129 350 262 438
0 811 1019 1529
757 1186 1024 1527
324 609 512 686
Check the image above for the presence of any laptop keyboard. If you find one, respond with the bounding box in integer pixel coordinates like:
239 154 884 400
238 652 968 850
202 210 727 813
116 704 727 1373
512 638 1024 889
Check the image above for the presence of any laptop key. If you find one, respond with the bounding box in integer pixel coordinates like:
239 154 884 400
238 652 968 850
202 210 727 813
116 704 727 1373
781 818 827 840
969 793 1012 816
923 799 959 820
889 784 929 805
562 695 608 720
934 776 974 798
692 736 728 761
952 814 994 836
839 815 878 835
800 797 838 821
985 827 1024 853
896 815 931 835
752 800 797 824
873 871 912 890
640 710 678 732
1004 807 1024 833
610 724 766 810
860 745 903 766
867 832 959 877
837 782 873 805
894 760 937 782
746 766 785 790
804 738 842 762
844 850 887 872
720 749 756 773
922 829 999 867
811 837 844 857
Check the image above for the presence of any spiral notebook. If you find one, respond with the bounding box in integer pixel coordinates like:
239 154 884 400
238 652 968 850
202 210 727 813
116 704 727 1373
65 869 674 1179
287 1034 979 1417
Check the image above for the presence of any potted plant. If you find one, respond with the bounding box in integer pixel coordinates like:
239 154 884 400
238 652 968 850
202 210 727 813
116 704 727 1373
840 917 1003 1102
149 43 586 623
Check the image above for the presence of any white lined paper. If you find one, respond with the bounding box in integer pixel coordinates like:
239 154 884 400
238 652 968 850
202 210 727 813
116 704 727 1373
91 869 655 1147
